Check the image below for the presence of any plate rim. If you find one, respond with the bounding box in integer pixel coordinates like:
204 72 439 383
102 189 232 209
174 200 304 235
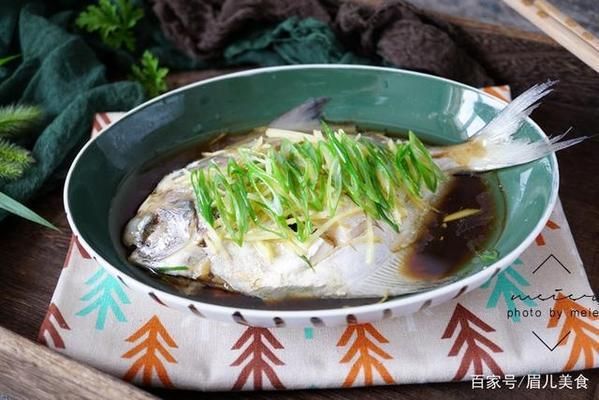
63 64 559 323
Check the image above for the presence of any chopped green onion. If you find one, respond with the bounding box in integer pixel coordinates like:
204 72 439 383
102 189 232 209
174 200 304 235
299 255 315 270
190 122 444 247
478 249 499 264
155 266 189 272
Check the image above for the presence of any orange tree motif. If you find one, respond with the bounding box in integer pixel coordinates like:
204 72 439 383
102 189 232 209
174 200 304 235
74 236 91 259
122 315 178 387
535 219 560 246
63 236 91 268
38 303 70 349
337 323 395 387
548 292 599 370
442 303 503 380
230 327 285 390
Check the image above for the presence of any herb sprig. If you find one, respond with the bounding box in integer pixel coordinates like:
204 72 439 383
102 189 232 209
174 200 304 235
131 51 169 98
76 1 169 98
76 0 144 51
191 124 443 247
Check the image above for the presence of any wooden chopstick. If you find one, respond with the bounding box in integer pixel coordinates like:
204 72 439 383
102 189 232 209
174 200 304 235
502 0 599 73
534 0 599 52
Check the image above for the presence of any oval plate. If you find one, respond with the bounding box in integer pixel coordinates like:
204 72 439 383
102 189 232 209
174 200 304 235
64 65 558 328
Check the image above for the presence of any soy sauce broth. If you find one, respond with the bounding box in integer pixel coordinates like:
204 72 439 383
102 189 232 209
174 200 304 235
406 174 500 280
111 126 504 311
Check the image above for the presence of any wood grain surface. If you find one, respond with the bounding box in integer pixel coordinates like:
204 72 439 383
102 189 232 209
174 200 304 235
0 14 598 400
0 326 156 400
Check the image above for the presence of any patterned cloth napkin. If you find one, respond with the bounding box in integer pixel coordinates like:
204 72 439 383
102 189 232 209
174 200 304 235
39 87 599 391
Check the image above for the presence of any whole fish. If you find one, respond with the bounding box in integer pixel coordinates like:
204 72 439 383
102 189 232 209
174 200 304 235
123 82 583 299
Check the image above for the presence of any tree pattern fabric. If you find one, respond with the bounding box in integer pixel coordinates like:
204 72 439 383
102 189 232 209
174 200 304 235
37 95 598 390
337 323 395 387
122 315 178 387
230 327 286 390
441 303 503 380
481 258 537 322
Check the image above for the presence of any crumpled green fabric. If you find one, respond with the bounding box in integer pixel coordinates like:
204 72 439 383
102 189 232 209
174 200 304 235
0 3 366 223
224 17 369 66
0 3 145 221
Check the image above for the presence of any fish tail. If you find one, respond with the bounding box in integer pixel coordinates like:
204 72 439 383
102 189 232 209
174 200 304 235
434 81 587 172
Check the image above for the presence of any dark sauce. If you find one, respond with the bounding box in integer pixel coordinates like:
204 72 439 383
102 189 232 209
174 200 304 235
405 175 497 281
113 129 502 311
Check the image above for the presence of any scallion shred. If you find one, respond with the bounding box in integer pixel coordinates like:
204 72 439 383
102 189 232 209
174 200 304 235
190 122 444 247
154 266 189 272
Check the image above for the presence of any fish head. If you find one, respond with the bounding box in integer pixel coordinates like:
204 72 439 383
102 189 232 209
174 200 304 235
123 198 200 266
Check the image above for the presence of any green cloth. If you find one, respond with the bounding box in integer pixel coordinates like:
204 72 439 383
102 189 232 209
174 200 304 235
0 3 145 221
0 2 366 223
224 17 368 66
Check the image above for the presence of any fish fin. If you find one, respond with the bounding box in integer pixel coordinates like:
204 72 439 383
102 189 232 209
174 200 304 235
268 97 330 132
435 81 587 172
350 252 455 296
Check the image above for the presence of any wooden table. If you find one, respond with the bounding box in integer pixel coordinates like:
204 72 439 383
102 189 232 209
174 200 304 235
1 14 598 400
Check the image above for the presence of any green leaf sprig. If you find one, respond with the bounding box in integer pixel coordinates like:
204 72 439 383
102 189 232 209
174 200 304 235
76 1 169 98
76 0 144 51
130 51 169 98
0 105 42 180
0 105 56 230
0 139 34 180
0 105 42 138
0 54 20 67
191 123 444 247
0 192 57 230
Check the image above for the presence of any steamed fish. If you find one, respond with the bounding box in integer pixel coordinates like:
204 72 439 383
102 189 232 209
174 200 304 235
123 82 583 300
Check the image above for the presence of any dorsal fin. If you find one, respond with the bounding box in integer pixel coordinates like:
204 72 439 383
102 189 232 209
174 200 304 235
268 97 330 132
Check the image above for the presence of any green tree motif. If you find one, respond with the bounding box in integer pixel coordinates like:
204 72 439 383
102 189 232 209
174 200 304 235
77 266 130 329
481 258 536 322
